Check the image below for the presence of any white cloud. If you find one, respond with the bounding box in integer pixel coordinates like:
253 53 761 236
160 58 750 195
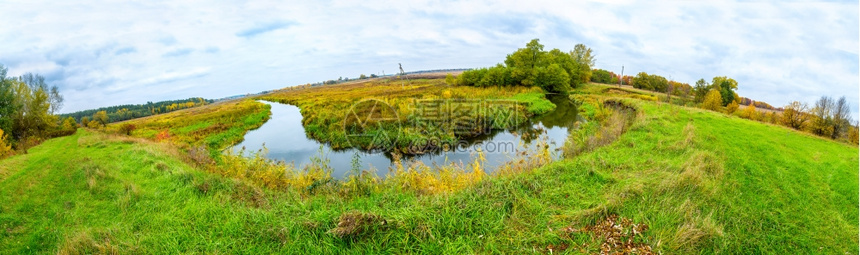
0 0 855 120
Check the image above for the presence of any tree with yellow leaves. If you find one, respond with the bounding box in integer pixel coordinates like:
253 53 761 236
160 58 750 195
93 110 109 128
726 101 739 115
61 117 77 131
0 128 12 158
742 103 758 120
702 89 722 112
781 101 809 130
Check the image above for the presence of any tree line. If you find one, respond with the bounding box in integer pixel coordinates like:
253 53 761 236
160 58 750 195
448 39 595 94
589 66 857 144
61 97 212 124
0 64 73 157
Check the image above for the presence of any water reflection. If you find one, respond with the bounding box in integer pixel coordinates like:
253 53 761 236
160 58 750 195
233 94 580 178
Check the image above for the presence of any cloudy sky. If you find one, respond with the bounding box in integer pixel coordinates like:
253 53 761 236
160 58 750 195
1 0 857 118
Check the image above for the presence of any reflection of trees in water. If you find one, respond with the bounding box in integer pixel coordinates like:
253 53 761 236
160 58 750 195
315 93 581 158
533 94 581 129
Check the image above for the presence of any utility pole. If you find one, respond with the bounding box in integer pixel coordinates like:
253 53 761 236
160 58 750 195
619 65 624 87
398 63 408 89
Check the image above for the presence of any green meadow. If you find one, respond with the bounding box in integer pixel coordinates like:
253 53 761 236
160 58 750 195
1 82 855 254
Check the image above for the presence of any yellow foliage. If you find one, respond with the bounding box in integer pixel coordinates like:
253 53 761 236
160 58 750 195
442 90 452 99
725 101 739 115
86 120 101 129
742 104 758 120
219 147 333 192
849 126 859 145
384 151 486 195
62 117 78 131
0 128 13 158
702 89 722 112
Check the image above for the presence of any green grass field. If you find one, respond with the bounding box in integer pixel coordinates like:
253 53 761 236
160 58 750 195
0 84 856 253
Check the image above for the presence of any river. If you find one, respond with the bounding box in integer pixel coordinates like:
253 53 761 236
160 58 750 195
233 95 581 178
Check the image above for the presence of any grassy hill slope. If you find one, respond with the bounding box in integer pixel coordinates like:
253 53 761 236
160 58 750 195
0 91 856 253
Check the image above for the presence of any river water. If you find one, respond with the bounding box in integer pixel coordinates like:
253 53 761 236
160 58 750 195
233 95 581 178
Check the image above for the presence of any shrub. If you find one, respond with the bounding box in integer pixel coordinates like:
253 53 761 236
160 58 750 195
155 130 171 142
725 101 739 115
742 104 758 120
0 128 13 159
118 123 137 135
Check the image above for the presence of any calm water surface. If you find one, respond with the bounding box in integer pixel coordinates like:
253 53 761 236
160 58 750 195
233 95 581 178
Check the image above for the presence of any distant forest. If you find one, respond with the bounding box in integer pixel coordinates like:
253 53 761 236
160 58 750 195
61 98 212 124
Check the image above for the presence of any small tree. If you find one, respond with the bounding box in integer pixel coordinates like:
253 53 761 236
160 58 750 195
93 110 109 128
781 101 809 130
87 119 101 129
702 89 722 111
118 123 136 135
62 117 77 131
359 74 367 79
742 103 757 120
0 128 12 158
80 116 90 128
831 96 851 139
712 76 738 106
692 78 709 103
726 101 739 115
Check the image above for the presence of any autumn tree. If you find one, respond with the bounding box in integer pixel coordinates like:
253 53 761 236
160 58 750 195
0 65 16 135
781 101 809 130
711 76 738 106
742 103 758 120
10 78 55 143
831 96 851 140
0 128 11 158
93 111 109 128
569 44 595 86
118 123 136 135
62 117 77 131
809 96 834 137
692 78 709 103
726 101 739 115
702 89 722 111
86 119 101 129
80 116 90 128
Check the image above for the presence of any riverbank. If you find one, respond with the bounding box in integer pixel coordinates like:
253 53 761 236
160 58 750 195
1 82 856 253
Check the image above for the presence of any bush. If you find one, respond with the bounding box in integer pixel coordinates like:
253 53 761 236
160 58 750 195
726 101 739 115
0 128 13 159
48 129 77 138
118 123 137 135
